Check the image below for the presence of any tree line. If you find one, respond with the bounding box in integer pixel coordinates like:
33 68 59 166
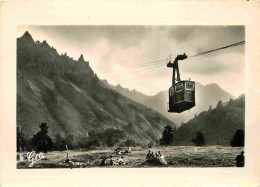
17 123 138 152
17 123 244 153
159 125 244 147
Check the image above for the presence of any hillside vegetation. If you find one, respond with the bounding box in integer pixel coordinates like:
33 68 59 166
174 95 245 146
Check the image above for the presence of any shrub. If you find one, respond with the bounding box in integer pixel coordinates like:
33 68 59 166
191 131 205 146
160 125 175 146
230 129 244 147
30 123 53 153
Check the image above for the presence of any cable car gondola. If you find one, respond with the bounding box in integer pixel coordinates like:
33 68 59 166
167 54 195 113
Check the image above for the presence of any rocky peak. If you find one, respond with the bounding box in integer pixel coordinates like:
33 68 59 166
22 31 31 38
78 54 89 66
78 54 85 62
20 31 34 44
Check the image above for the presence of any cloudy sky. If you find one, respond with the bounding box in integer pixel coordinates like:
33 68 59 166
18 25 245 97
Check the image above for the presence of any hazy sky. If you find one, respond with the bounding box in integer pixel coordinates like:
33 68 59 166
18 25 245 97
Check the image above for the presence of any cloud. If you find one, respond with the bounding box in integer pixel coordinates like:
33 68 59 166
168 25 245 46
181 52 245 75
29 25 148 49
168 26 198 43
18 25 245 97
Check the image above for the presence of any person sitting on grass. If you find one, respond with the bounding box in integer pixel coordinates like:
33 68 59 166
110 159 114 166
146 150 152 159
100 156 107 166
119 156 125 165
159 151 164 158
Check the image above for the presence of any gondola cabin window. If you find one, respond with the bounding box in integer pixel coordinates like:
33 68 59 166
185 82 194 91
175 83 183 92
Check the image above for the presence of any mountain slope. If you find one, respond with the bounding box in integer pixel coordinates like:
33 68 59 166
174 95 245 146
17 31 176 146
103 80 235 126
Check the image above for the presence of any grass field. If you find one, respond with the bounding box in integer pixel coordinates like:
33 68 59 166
17 146 244 168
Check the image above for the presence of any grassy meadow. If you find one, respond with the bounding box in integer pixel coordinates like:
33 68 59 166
17 146 244 168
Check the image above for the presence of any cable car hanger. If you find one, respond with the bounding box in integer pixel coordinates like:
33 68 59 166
166 40 245 113
167 53 195 113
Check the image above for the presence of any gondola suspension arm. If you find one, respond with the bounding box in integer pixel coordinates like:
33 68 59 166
167 53 188 87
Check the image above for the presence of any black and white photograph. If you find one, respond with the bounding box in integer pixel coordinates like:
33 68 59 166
16 25 245 168
1 1 260 186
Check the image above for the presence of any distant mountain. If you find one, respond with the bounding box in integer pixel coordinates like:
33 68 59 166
102 80 152 104
174 95 245 146
17 31 176 147
102 80 235 126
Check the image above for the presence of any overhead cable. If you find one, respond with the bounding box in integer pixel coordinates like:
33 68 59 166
131 41 245 69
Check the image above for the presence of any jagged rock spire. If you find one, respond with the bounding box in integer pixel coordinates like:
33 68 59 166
21 31 34 44
23 31 31 37
77 54 89 66
78 54 85 62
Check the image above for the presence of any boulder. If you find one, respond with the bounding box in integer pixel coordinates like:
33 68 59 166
144 156 168 166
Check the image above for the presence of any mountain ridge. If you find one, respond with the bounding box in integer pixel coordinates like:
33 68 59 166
17 31 176 147
102 79 235 126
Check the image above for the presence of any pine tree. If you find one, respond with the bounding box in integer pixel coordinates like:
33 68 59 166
30 123 53 153
228 98 234 106
191 131 205 146
230 129 244 147
160 125 175 146
216 100 223 108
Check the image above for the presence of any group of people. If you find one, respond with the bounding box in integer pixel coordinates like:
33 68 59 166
146 150 244 167
101 149 244 167
100 155 126 166
146 150 164 159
